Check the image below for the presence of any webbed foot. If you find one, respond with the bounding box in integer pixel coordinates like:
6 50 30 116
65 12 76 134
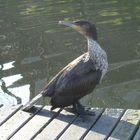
72 101 95 116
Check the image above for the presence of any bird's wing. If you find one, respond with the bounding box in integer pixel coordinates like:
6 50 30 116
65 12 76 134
42 53 101 98
42 53 89 96
54 53 102 98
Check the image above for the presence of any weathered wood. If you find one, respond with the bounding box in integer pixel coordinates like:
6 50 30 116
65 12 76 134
11 106 59 140
58 108 104 140
133 127 140 140
108 109 140 140
0 105 22 126
34 109 77 140
0 106 42 140
0 105 140 139
83 109 125 140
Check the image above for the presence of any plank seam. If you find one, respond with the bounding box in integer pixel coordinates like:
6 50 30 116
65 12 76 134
7 105 44 140
129 117 140 140
30 108 63 140
55 115 78 140
105 109 126 140
0 105 23 126
80 108 105 140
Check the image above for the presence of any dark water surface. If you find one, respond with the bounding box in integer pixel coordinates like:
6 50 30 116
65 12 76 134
0 0 140 108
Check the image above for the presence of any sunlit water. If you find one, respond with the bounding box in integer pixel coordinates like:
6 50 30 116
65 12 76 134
0 0 140 108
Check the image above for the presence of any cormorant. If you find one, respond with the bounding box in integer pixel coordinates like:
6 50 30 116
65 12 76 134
22 20 108 115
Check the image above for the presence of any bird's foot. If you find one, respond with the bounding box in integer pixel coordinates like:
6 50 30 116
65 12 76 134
72 102 95 116
73 106 95 116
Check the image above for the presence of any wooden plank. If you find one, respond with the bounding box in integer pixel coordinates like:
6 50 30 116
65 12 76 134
11 106 60 140
133 127 140 140
0 106 42 140
83 109 124 140
34 109 77 140
0 105 22 126
58 108 104 140
108 109 140 140
1 105 140 140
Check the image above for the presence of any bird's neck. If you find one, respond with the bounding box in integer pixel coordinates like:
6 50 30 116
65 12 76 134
87 38 101 59
87 37 108 81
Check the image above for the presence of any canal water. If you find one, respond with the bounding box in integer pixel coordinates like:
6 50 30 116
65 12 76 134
0 0 140 108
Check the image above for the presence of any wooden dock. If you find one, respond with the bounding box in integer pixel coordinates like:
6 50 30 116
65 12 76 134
0 105 140 140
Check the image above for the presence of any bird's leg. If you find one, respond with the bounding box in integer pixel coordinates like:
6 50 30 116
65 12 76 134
72 101 95 116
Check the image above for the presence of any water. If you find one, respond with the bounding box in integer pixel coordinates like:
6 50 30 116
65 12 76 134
0 0 140 108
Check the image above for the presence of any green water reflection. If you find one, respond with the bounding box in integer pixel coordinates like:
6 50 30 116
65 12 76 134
0 0 140 108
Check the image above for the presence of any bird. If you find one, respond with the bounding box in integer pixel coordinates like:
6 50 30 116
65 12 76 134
22 20 108 115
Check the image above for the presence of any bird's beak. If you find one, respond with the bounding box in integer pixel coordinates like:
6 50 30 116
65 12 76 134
59 21 82 32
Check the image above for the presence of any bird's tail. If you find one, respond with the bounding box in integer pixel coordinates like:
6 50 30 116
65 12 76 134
22 92 43 111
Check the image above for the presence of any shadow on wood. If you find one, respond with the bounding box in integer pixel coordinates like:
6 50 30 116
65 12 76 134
0 105 140 140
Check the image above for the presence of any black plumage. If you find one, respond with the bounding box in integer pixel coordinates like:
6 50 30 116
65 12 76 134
43 53 101 109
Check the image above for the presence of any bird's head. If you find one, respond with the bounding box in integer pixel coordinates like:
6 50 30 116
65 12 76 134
59 20 97 41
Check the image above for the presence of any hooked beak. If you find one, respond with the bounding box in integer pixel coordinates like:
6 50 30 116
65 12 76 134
59 21 82 32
